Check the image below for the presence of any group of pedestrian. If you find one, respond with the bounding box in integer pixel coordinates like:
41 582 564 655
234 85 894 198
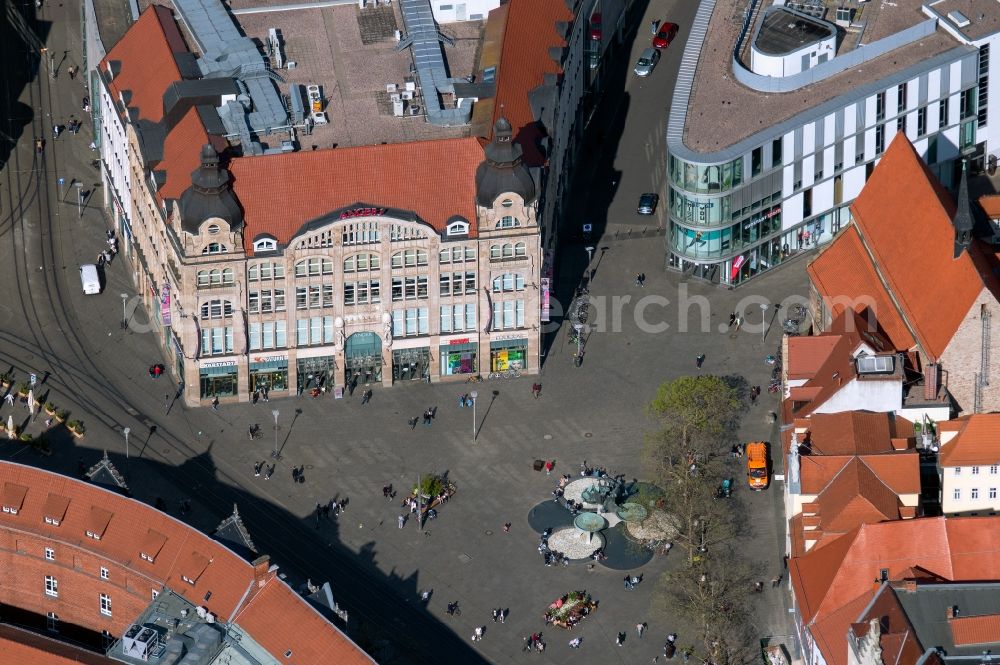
291 465 306 483
252 385 270 403
491 607 508 623
730 443 746 458
456 393 474 408
421 407 436 425
624 573 643 590
382 484 395 500
252 460 275 480
360 387 373 404
523 633 545 652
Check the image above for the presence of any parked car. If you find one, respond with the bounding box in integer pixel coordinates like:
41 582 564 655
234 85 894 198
637 193 659 215
590 12 602 41
633 48 660 77
652 21 679 49
746 441 770 491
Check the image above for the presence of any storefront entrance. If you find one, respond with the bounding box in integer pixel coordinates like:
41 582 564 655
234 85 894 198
440 342 478 377
200 363 238 399
250 359 289 395
297 356 336 394
345 332 382 385
392 348 429 382
490 339 527 372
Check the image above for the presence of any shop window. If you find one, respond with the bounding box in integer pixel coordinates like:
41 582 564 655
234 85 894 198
202 243 227 255
294 257 333 277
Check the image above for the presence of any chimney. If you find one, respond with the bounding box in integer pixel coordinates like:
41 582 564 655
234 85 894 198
251 555 275 588
902 579 917 592
947 605 959 619
924 363 938 400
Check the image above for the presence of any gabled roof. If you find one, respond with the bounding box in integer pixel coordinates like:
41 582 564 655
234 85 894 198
851 585 926 665
154 107 217 204
84 450 130 495
490 0 572 166
790 517 1000 665
951 614 1000 646
810 133 1000 360
817 459 901 533
101 5 189 124
939 414 1000 466
229 138 485 254
212 504 257 560
805 411 913 456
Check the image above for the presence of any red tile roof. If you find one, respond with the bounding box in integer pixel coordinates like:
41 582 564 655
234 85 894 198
951 614 1000 646
786 336 841 381
790 517 1000 665
979 194 1000 219
155 107 213 203
490 0 572 166
852 585 926 665
810 133 1000 360
938 414 1000 466
101 5 188 123
229 137 485 254
807 225 915 352
805 411 913 456
0 462 372 664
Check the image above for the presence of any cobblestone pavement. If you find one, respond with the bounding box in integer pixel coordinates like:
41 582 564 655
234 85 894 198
0 0 803 662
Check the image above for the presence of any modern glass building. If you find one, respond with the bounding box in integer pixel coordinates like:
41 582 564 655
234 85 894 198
666 0 1000 286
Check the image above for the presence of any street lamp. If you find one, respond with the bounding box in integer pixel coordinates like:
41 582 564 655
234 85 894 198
760 303 768 343
75 182 83 218
270 409 280 459
470 391 478 443
120 293 128 329
123 427 130 459
585 245 595 282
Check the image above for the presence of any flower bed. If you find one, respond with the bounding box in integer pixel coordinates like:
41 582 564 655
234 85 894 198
543 590 597 629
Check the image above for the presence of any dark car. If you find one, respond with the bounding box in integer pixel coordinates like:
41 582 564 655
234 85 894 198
652 22 679 49
637 193 659 215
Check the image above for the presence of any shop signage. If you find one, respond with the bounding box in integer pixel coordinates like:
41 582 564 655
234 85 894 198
251 355 288 364
540 278 551 323
491 333 526 342
730 255 746 281
339 207 387 219
172 333 183 358
161 282 172 327
202 360 237 368
743 206 782 230
449 338 471 345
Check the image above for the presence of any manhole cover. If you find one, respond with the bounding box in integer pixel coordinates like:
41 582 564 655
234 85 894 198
125 407 139 416
484 530 493 536
162 448 170 454
543 434 552 440
305 464 314 469
458 553 472 563
584 432 593 438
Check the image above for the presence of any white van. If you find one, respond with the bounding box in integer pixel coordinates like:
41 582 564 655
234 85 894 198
79 264 101 295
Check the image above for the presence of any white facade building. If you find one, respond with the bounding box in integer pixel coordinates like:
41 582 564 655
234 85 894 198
937 414 1000 515
430 0 500 23
666 0 1000 286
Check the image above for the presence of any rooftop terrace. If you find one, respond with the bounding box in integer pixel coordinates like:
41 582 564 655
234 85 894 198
675 0 980 158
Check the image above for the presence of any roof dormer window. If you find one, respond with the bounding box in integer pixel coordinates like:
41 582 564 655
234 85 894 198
253 238 277 252
206 224 220 235
446 220 470 236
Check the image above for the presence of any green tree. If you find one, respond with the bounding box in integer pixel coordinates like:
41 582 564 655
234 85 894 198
647 375 743 449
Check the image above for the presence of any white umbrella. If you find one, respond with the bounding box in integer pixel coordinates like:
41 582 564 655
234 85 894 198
27 390 34 415
6 415 13 439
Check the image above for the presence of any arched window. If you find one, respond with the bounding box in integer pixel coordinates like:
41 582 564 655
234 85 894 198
501 199 514 208
206 224 220 235
391 248 428 268
446 220 470 236
202 242 227 254
200 299 233 319
492 273 526 292
294 257 333 277
344 253 380 273
514 242 526 257
253 238 277 252
502 244 514 258
496 216 520 229
490 245 502 260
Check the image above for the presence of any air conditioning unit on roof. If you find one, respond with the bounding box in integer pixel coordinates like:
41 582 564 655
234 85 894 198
386 83 397 93
390 93 401 102
401 91 413 101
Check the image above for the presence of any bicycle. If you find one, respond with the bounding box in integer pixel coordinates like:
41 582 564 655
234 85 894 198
248 425 263 440
465 374 483 383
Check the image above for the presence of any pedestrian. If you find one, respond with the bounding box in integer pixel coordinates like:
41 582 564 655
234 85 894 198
651 19 659 35
569 637 582 648
68 65 76 80
750 388 758 404
783 554 789 569
616 631 626 646
731 444 739 459
261 385 269 402
292 467 300 482
253 461 262 477
635 273 642 286
544 460 554 475
398 514 405 529
423 408 433 425
264 464 274 480
501 608 507 623
729 312 736 327
503 522 511 533
44 417 52 428
472 625 484 641
531 382 541 399
298 466 307 483
408 416 418 429
797 229 804 249
640 273 646 286
637 622 646 637
772 575 782 588
492 608 500 622
624 574 633 590
4 393 13 406
53 124 61 139
211 395 219 411
754 581 764 593
695 354 706 369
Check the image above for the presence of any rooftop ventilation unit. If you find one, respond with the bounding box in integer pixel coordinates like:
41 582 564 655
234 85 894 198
267 28 284 69
856 355 894 374
122 625 160 662
947 11 971 28
386 83 397 93
835 7 852 26
401 91 413 101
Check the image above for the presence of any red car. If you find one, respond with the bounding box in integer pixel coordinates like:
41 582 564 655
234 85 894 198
590 13 602 41
652 22 679 49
